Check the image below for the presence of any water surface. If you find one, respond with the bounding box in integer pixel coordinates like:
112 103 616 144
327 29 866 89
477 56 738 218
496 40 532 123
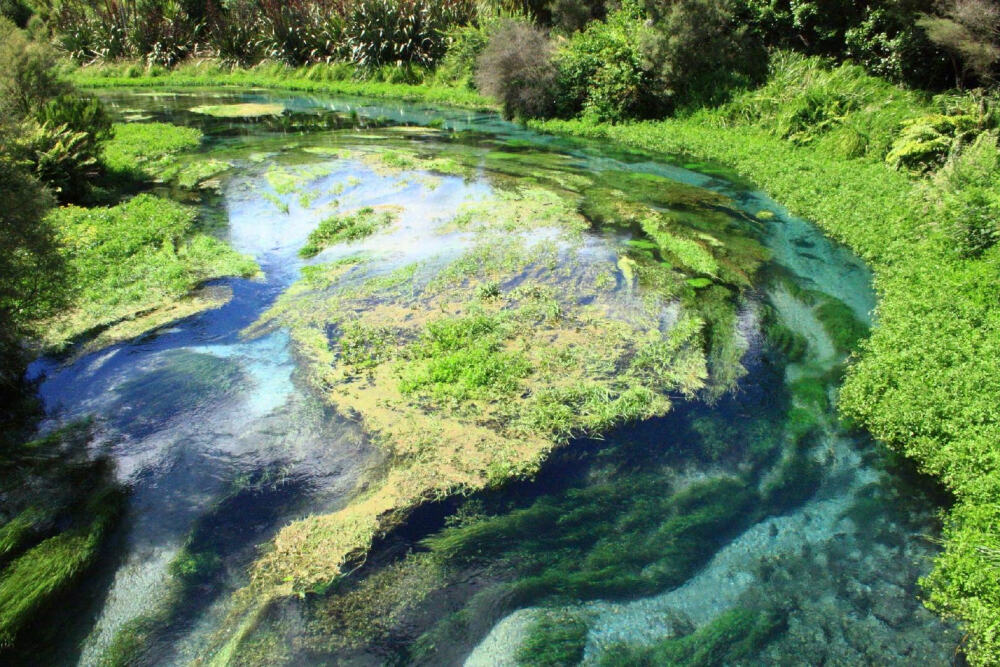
21 88 958 665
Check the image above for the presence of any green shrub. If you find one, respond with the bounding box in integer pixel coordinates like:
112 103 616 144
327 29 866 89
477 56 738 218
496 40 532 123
713 51 930 160
435 8 522 88
0 19 70 120
16 121 99 202
0 0 31 28
640 0 768 113
0 153 61 409
554 5 658 121
885 113 981 173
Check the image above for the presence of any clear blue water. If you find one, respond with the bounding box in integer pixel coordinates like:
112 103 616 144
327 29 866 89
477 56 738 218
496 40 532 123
16 88 958 665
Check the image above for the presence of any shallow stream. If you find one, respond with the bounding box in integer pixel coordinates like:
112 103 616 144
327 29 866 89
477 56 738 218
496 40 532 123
22 89 959 665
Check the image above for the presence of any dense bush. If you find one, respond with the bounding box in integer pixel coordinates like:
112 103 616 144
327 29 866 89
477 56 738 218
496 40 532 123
344 0 475 68
713 52 930 160
434 5 530 87
475 20 558 119
735 0 953 88
54 0 473 68
0 20 69 120
53 0 201 66
554 4 660 121
640 0 768 112
479 0 767 122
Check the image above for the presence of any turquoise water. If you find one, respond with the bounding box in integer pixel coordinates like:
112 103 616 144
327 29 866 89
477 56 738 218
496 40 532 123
12 88 959 665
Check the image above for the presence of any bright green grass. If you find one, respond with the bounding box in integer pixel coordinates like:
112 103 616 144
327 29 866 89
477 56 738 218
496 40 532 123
43 194 258 347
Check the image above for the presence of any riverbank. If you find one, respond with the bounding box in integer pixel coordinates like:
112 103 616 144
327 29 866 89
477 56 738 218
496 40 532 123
68 64 1000 663
69 61 493 111
528 113 1000 663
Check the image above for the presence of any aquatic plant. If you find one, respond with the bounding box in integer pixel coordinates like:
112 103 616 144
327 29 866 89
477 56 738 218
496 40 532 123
599 607 786 667
299 206 399 258
190 103 285 118
516 610 589 666
0 424 124 652
100 121 202 176
530 77 1000 663
112 350 245 435
40 194 258 349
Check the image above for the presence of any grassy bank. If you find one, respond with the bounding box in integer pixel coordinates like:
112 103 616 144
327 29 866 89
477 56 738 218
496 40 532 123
530 111 1000 663
75 62 1000 662
69 61 493 111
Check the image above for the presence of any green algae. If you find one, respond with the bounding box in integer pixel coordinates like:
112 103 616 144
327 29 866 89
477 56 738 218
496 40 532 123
599 607 785 666
516 610 589 667
0 425 124 652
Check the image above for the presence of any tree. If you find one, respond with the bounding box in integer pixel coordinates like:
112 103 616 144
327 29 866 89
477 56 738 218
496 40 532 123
476 20 558 119
919 0 1000 88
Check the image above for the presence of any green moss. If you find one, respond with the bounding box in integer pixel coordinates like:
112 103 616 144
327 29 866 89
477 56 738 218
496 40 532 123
299 207 398 258
516 611 589 667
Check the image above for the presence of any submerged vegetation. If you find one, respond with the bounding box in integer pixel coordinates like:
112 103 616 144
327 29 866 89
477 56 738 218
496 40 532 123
0 424 124 654
2 0 1000 662
41 194 257 350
